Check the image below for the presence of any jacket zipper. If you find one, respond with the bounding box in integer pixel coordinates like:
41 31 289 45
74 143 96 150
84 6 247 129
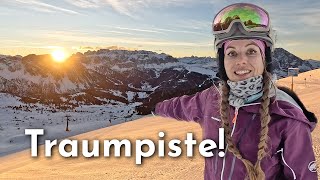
232 107 239 124
229 114 257 179
220 102 261 180
220 119 237 180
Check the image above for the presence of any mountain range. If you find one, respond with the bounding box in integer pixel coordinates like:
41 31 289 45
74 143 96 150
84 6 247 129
0 48 319 115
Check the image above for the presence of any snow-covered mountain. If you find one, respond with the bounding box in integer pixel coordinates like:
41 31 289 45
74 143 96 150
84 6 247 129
0 48 319 115
272 48 320 77
1 48 319 156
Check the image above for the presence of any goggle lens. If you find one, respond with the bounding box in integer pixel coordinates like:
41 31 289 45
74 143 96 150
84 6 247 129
213 3 269 33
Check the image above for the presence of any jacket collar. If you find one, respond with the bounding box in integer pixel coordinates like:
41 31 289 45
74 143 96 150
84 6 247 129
229 88 316 131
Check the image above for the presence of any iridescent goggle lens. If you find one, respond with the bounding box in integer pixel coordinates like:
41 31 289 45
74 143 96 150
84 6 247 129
212 3 270 34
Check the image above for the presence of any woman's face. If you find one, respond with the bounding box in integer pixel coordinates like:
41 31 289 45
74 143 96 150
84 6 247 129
224 39 265 82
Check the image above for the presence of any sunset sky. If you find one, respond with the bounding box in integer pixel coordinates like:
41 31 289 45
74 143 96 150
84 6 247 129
0 0 319 60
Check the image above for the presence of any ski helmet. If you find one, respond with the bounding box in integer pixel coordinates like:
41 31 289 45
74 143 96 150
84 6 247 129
212 3 276 52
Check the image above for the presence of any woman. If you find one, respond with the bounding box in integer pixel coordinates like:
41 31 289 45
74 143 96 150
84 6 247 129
154 3 318 180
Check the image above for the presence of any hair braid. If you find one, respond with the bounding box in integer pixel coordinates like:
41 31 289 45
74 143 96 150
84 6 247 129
254 70 273 179
220 83 257 180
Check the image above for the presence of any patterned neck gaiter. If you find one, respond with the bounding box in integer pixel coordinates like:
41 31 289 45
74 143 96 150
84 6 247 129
227 75 264 107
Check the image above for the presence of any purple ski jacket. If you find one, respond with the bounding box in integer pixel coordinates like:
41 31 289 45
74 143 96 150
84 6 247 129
155 85 318 180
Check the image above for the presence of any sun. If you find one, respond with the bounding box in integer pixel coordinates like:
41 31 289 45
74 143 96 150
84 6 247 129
51 49 68 63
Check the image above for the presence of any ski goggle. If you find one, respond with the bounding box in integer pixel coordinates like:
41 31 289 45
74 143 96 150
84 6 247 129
212 3 270 35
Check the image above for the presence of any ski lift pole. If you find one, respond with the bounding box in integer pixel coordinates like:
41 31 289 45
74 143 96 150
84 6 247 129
288 68 299 91
291 75 293 91
65 114 71 131
304 78 307 86
66 118 69 131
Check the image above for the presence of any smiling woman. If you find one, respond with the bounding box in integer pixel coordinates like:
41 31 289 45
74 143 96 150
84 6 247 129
154 3 318 180
51 49 68 63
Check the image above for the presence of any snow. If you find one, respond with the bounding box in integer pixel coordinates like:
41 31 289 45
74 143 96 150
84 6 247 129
111 65 133 72
1 69 320 180
127 83 158 92
137 58 217 78
140 82 154 91
178 57 214 65
139 62 179 69
126 91 136 102
56 76 79 93
70 92 86 98
137 92 148 99
106 89 125 99
0 93 143 157
86 50 168 62
0 62 85 93
0 64 51 84
60 97 68 102
0 93 23 106
0 116 204 180
185 66 215 77
81 61 100 71
178 79 187 83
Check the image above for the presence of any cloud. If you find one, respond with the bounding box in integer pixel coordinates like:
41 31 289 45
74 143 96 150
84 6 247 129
65 0 102 8
286 42 303 47
66 0 201 18
262 1 320 29
104 0 151 19
111 26 164 34
298 12 320 27
12 0 80 14
173 20 212 30
150 27 208 36
99 25 208 36
32 29 211 47
104 30 135 35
